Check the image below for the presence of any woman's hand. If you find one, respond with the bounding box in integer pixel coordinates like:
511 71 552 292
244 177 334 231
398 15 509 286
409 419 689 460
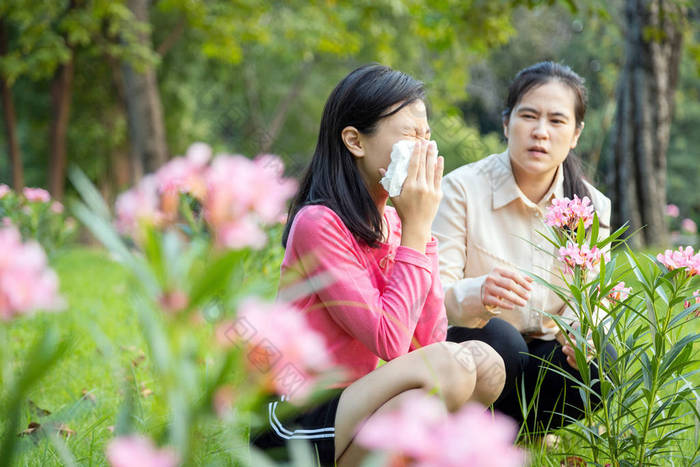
386 140 444 252
560 322 594 371
481 267 533 313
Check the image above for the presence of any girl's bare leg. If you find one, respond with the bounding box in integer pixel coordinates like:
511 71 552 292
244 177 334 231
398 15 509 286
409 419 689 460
333 340 505 464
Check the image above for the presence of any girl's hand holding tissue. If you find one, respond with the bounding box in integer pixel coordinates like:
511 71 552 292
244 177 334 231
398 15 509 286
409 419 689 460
379 139 443 252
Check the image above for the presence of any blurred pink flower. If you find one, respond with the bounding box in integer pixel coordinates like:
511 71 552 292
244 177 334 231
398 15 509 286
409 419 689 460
23 187 51 203
0 184 10 198
50 201 64 214
155 150 209 200
546 195 595 230
684 290 700 318
681 218 697 234
608 281 632 302
216 298 332 401
356 393 525 467
113 144 296 249
665 204 680 218
185 142 212 167
204 154 296 249
0 226 64 320
106 435 179 467
657 246 700 277
215 215 267 250
558 242 608 274
115 175 163 236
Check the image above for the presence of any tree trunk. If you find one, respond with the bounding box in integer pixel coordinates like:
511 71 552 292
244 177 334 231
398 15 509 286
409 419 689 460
47 52 75 200
0 19 23 190
608 0 684 248
121 0 168 180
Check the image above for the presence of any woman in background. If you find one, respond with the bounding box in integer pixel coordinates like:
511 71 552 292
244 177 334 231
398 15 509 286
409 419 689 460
433 61 616 433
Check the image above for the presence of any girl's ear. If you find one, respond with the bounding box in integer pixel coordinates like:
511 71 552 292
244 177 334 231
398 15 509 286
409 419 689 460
502 118 510 140
341 126 364 158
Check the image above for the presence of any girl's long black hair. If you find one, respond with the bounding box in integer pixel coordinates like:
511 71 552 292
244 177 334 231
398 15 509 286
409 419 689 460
282 64 425 248
502 61 593 202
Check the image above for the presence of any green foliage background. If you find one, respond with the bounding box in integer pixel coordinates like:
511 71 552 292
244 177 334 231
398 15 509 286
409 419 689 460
0 0 698 219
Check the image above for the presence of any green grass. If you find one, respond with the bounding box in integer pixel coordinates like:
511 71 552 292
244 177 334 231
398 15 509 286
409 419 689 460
2 246 699 465
4 248 158 465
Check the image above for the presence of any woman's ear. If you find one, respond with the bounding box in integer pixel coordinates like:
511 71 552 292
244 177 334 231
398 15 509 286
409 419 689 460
341 126 364 158
502 118 509 140
571 121 584 149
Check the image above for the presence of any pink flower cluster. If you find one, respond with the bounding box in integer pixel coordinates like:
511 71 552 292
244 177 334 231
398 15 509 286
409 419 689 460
204 154 297 249
0 226 64 320
681 218 698 234
545 195 595 230
665 204 680 218
685 290 700 318
115 143 297 249
656 246 700 277
608 281 632 302
23 187 51 203
356 393 525 467
0 184 64 213
558 242 609 274
216 298 333 401
106 435 178 467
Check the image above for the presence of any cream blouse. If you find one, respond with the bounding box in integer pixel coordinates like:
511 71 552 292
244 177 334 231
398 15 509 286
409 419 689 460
432 151 611 340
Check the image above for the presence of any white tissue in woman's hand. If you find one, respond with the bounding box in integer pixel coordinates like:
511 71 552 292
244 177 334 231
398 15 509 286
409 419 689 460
380 139 438 197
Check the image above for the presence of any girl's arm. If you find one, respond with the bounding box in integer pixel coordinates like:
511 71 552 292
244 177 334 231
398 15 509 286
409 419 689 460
409 237 448 350
287 205 433 361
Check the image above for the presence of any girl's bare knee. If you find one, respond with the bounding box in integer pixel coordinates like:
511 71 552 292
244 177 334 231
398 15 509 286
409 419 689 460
414 341 477 411
461 341 506 405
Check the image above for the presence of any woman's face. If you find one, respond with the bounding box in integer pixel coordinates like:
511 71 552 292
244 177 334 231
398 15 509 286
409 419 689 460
353 99 431 189
504 80 582 183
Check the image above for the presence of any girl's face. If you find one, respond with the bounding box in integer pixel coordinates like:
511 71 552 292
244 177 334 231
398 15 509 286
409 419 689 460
351 99 431 190
504 80 583 183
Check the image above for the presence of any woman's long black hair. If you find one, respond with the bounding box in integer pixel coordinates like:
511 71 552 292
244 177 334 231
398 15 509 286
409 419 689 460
502 61 593 203
282 64 426 248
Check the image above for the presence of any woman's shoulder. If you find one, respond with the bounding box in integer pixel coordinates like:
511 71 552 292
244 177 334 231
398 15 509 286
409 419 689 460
441 152 507 203
443 152 507 188
582 180 611 220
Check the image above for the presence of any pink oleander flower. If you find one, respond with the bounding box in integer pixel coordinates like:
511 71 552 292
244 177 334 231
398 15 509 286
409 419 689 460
665 204 680 218
216 298 332 401
115 175 163 236
356 393 525 467
0 184 10 198
608 281 632 302
558 242 608 274
0 226 64 320
685 290 700 318
545 195 595 231
657 246 700 277
204 154 296 249
681 218 697 234
106 435 179 467
23 187 51 203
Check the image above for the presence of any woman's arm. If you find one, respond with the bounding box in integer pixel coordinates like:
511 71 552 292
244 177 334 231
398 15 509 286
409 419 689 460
432 175 492 328
287 206 434 361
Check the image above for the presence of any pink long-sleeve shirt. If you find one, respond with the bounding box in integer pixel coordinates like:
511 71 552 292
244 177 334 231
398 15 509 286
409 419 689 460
278 204 447 387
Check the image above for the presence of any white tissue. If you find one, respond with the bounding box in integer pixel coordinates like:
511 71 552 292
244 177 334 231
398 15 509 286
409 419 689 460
380 139 438 197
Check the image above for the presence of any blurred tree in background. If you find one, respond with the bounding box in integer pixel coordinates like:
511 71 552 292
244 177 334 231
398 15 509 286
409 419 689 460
0 0 698 245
